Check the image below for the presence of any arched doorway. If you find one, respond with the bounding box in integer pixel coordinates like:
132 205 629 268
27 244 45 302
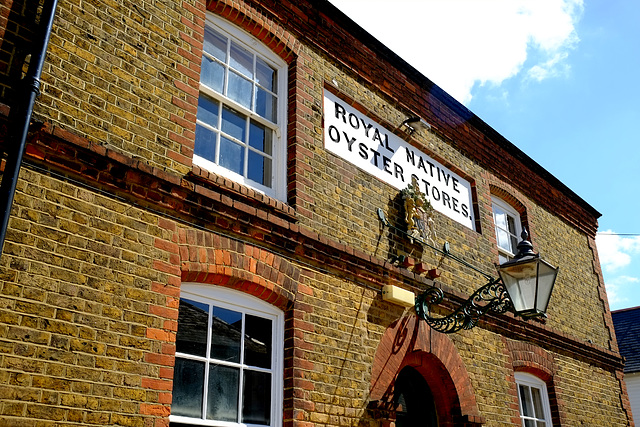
395 366 438 427
369 316 484 426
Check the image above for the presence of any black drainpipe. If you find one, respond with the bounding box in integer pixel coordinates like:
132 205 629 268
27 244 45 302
0 0 59 255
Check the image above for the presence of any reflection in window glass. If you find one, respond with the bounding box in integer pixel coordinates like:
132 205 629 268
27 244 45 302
176 299 209 356
227 71 253 109
210 306 242 363
256 57 276 92
204 27 227 61
245 314 272 368
249 121 271 154
230 41 253 78
248 151 271 187
197 96 219 127
207 364 240 421
172 290 280 426
256 88 277 123
171 358 205 418
243 370 271 425
194 124 217 163
200 55 225 93
219 137 244 176
221 106 246 141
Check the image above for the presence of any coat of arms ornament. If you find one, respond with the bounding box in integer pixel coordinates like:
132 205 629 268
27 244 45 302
402 176 436 244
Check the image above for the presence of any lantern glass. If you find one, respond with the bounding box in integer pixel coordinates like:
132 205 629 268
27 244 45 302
497 256 558 318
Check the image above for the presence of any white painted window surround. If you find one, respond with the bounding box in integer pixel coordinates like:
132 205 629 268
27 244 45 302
492 196 522 264
170 284 284 427
193 14 288 201
515 372 553 427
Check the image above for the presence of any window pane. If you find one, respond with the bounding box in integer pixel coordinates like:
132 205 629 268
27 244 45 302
494 209 507 229
507 214 517 234
256 57 276 92
255 87 277 122
248 151 272 188
249 121 272 154
207 364 240 422
519 385 533 417
204 27 227 61
230 41 253 78
242 370 271 425
244 314 272 368
197 96 219 127
176 299 209 356
524 420 536 427
532 387 545 419
210 306 242 363
194 124 217 163
221 106 246 141
227 71 253 109
172 358 205 418
200 55 225 94
497 228 512 253
510 235 519 253
219 136 245 176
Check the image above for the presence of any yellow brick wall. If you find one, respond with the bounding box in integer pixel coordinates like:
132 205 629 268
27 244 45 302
0 0 630 425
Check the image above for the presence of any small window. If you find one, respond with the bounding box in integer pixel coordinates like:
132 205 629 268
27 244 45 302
492 197 522 263
170 285 284 427
194 15 287 200
515 372 553 427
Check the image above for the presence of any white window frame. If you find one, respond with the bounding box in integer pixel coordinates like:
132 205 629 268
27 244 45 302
491 196 522 263
515 372 553 427
170 284 284 427
194 14 288 201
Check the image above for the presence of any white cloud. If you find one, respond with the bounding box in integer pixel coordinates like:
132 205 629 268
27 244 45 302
604 276 639 308
328 0 583 104
596 232 640 309
596 231 640 272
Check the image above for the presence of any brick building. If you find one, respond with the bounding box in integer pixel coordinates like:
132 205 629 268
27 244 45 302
0 0 633 426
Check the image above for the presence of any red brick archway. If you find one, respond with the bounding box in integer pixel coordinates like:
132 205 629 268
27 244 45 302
178 230 300 311
370 316 484 426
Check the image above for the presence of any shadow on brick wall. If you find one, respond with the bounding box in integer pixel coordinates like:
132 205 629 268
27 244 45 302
0 0 42 101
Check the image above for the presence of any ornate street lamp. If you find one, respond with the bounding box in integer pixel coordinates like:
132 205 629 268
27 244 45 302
414 229 559 333
496 230 559 319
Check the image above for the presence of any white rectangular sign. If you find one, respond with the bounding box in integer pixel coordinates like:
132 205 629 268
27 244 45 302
324 90 476 230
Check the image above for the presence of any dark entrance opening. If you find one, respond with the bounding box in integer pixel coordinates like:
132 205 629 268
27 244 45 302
394 366 438 427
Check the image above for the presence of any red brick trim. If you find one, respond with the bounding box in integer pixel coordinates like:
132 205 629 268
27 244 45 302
370 316 484 425
489 183 532 238
506 339 556 379
5 115 625 376
179 231 299 310
589 235 635 426
588 235 618 352
504 338 563 426
207 0 300 64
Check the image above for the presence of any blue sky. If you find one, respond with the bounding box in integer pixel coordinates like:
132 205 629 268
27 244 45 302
329 0 640 311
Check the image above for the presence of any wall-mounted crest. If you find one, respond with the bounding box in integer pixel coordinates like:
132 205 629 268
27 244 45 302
402 176 436 244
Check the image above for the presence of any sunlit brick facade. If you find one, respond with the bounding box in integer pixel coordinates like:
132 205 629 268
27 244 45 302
0 0 633 426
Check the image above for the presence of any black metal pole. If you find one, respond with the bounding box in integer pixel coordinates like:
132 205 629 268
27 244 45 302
0 0 58 255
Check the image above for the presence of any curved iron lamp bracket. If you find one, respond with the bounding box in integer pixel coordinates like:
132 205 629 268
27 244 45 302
415 278 513 334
